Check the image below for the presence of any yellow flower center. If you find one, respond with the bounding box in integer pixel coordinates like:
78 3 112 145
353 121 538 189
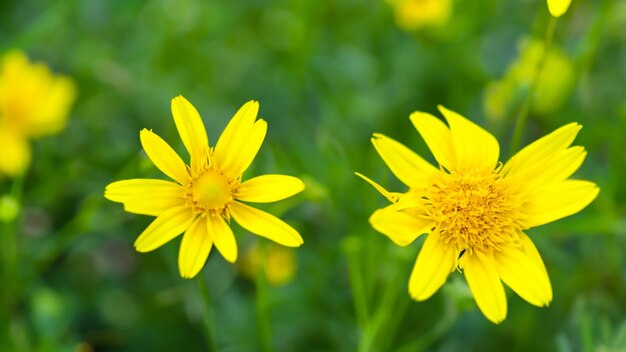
188 169 233 215
425 170 522 255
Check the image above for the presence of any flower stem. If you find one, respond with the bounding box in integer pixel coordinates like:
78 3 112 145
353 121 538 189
255 241 274 352
509 15 558 157
196 272 219 351
1 175 25 350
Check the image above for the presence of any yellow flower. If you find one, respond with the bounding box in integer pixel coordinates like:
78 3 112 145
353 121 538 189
388 0 452 32
105 96 305 279
0 50 76 176
358 107 599 323
240 242 296 286
547 0 572 17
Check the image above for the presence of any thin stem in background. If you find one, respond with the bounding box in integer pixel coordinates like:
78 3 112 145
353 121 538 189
255 240 274 352
1 175 27 351
196 272 219 352
345 236 370 335
509 15 558 157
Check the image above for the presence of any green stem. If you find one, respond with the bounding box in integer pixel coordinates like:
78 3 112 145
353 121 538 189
196 273 218 352
1 175 25 350
255 241 274 352
509 15 558 157
345 237 369 334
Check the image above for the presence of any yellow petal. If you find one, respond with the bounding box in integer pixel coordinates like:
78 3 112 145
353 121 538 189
179 217 213 278
408 231 457 301
235 174 305 203
519 146 586 190
495 246 552 307
104 179 184 203
134 206 195 252
547 0 571 17
0 128 31 176
213 100 260 177
139 129 188 184
371 133 438 188
354 172 402 203
123 197 187 217
525 180 599 227
463 252 507 324
438 105 500 172
503 123 580 178
104 178 186 215
409 111 455 170
519 232 549 278
171 96 209 173
369 207 432 246
228 119 267 178
230 201 303 247
208 215 238 263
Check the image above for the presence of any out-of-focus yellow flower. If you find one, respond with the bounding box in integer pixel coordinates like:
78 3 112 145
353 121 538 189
0 50 76 176
388 0 452 31
240 242 296 286
483 38 575 121
547 0 572 17
358 107 598 323
105 96 305 279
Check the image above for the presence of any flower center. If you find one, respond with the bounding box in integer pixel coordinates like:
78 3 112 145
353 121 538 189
425 170 522 255
189 169 232 213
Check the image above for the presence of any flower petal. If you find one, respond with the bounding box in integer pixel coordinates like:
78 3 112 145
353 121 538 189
503 123 580 179
208 215 237 263
0 128 31 176
495 245 552 307
230 201 303 247
463 252 507 324
235 174 305 203
408 231 457 301
371 133 438 188
519 146 586 190
179 217 213 278
139 129 188 184
171 96 209 173
354 172 402 203
134 206 195 253
525 180 599 227
438 105 500 172
547 0 571 17
213 101 262 178
123 197 187 217
519 232 549 278
370 207 432 246
409 111 455 170
104 179 184 203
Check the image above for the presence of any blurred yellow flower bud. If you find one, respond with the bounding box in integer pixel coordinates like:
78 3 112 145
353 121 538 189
547 0 572 17
240 242 297 286
388 0 452 31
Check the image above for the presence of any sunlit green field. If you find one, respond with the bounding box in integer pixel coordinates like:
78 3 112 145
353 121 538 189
1 0 625 351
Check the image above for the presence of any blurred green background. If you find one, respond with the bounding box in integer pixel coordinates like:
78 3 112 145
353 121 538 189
1 0 626 351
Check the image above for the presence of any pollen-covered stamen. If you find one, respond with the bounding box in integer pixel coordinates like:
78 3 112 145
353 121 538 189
186 167 234 216
425 170 523 255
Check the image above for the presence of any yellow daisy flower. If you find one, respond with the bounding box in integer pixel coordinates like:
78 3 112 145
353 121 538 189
547 0 572 17
105 96 305 279
358 106 599 323
0 50 76 176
